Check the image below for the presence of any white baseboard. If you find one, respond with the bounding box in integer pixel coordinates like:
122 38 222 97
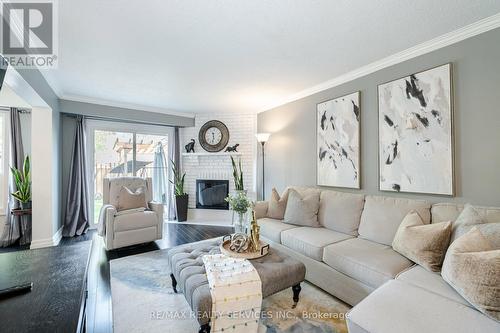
30 226 63 249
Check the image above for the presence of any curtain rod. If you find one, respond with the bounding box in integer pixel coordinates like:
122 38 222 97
0 106 31 113
61 112 179 128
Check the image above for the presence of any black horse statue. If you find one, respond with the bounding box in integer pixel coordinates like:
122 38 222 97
185 139 195 153
225 143 239 152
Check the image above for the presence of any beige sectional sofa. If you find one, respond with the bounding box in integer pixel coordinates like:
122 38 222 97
254 187 500 333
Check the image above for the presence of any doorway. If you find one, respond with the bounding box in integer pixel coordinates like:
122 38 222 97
87 120 172 225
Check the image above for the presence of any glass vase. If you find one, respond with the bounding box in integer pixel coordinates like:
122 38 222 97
232 211 248 234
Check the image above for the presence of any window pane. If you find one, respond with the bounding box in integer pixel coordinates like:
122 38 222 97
93 130 134 222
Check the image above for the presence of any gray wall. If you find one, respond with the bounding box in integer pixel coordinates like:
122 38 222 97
258 28 500 207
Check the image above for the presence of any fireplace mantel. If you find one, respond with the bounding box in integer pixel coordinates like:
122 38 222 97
181 152 242 157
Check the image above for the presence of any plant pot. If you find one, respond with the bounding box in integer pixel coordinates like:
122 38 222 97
20 201 32 210
175 194 189 222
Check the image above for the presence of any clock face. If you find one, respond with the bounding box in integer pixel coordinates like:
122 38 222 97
205 127 222 145
199 120 230 152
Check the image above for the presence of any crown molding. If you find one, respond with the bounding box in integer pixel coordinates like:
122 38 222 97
259 12 500 113
60 94 196 118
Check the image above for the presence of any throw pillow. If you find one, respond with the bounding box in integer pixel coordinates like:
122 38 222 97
267 188 289 220
451 204 487 243
392 210 452 272
442 227 500 322
117 186 148 211
283 189 320 227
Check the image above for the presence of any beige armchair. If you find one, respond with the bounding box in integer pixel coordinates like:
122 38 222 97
98 177 164 250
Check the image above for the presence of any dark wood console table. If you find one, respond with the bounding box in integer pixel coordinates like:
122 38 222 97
0 240 92 332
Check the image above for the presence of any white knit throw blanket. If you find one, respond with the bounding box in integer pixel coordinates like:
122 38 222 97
202 254 262 333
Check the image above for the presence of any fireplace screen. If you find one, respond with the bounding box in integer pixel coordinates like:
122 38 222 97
196 179 229 210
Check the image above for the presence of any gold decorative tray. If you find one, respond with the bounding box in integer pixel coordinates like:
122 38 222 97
220 235 270 259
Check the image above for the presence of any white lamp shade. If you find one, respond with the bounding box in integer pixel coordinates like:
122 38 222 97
255 133 271 143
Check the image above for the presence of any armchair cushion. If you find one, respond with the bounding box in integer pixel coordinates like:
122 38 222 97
115 207 146 216
113 210 159 232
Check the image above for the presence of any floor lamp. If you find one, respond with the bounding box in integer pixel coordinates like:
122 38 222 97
256 133 271 200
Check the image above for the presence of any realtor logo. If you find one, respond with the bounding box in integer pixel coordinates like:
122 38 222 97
0 0 58 68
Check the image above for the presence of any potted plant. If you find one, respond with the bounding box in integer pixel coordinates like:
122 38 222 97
228 156 251 231
230 156 245 192
225 191 252 233
170 159 188 222
10 155 31 210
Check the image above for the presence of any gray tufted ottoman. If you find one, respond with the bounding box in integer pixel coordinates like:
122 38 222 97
167 238 306 333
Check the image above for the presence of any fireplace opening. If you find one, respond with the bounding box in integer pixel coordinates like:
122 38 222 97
196 179 229 210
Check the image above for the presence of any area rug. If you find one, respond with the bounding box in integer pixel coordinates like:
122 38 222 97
110 249 350 333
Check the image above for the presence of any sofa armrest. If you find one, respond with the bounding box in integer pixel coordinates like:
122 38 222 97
254 201 269 219
149 201 164 238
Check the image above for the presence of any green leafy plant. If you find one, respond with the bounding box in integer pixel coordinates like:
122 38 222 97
230 156 244 191
10 155 31 203
170 159 186 196
225 191 251 214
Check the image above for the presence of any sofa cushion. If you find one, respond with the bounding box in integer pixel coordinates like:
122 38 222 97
346 280 500 333
431 202 500 223
113 210 158 232
323 238 413 288
318 190 364 236
281 227 353 261
284 189 320 227
257 218 298 243
396 265 470 307
442 227 500 322
287 186 321 197
392 211 452 272
358 195 431 246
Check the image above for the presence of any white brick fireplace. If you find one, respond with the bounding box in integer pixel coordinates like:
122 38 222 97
180 113 257 210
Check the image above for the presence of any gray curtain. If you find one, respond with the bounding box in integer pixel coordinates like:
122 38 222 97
167 127 180 219
0 108 25 247
63 115 90 237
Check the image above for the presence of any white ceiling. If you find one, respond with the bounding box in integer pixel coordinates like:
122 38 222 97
41 0 500 114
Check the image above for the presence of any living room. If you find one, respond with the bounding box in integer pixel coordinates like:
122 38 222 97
0 1 499 333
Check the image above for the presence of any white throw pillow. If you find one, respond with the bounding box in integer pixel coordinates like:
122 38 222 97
451 204 488 243
283 189 320 227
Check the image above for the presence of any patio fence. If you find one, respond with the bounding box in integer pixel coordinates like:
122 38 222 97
94 163 159 199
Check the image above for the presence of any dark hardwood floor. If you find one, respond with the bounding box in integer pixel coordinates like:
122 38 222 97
61 222 233 333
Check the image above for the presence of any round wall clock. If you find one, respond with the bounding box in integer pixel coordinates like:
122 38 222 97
198 120 230 152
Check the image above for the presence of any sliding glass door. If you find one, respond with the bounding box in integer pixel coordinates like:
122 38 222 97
87 120 171 225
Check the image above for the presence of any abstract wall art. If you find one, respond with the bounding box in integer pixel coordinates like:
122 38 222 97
317 91 360 189
378 63 454 195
